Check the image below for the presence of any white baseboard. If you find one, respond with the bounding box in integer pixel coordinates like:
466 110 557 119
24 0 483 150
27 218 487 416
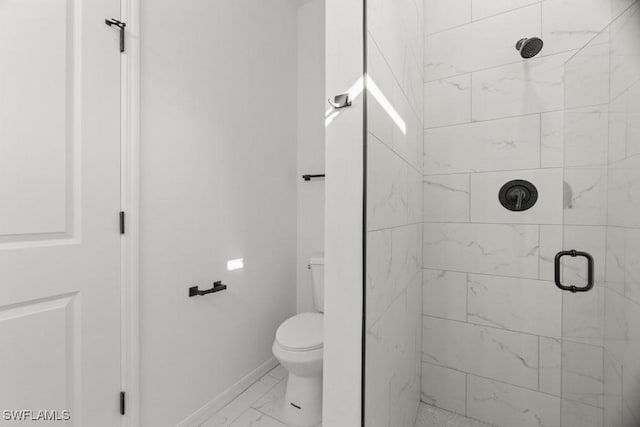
176 357 279 427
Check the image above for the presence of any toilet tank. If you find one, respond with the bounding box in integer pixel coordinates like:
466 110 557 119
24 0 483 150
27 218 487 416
309 256 324 313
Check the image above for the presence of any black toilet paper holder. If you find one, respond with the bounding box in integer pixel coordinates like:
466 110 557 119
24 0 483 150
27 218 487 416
189 281 227 297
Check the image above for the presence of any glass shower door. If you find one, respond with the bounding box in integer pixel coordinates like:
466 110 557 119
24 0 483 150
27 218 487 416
561 4 640 426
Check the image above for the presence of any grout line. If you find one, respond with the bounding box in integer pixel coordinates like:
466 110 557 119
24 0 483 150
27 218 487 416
421 360 562 400
423 312 560 341
423 165 581 178
425 1 543 38
465 273 469 323
423 47 577 85
465 373 468 417
538 335 541 392
468 173 472 223
368 131 423 175
422 221 607 227
423 102 609 132
539 113 543 169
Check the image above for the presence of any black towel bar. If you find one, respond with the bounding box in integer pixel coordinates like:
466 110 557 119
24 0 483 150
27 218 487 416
302 174 325 181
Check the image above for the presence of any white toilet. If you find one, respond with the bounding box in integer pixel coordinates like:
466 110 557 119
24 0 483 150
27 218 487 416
272 256 324 427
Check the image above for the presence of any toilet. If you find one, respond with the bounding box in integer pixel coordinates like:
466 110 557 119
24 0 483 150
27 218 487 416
272 256 324 427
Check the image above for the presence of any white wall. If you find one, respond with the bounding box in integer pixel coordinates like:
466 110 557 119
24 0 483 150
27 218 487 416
296 0 326 314
323 0 365 425
139 1 298 425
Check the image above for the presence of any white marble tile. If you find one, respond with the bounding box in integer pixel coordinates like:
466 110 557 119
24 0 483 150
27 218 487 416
424 75 471 128
563 289 606 344
605 227 626 294
626 83 640 157
422 269 467 322
202 375 281 427
539 337 562 396
392 223 423 293
366 229 393 330
228 409 288 427
613 0 637 17
367 35 395 147
367 135 408 230
415 403 494 427
623 399 640 427
541 111 564 168
392 78 424 171
421 362 467 415
608 94 628 164
423 316 539 389
542 0 612 56
562 341 604 408
408 167 423 224
624 228 640 305
368 285 422 427
424 115 541 175
539 225 563 281
251 380 288 425
367 223 422 328
423 5 540 81
368 0 423 104
563 107 609 167
564 42 611 109
561 400 604 427
423 174 470 222
470 168 563 225
424 0 471 35
472 52 572 121
466 375 560 427
563 168 608 226
424 223 539 279
471 0 540 20
394 277 423 427
467 274 562 337
608 155 640 229
609 3 640 101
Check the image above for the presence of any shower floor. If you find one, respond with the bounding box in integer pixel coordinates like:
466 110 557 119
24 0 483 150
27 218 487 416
414 403 495 427
199 364 321 427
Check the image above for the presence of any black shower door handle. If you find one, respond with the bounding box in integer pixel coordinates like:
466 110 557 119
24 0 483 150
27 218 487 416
554 250 594 293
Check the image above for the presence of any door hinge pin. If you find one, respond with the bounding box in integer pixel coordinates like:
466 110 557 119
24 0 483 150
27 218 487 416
120 391 126 415
119 211 125 235
105 18 126 53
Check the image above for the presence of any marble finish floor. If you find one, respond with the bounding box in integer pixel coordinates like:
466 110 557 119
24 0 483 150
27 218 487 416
200 365 321 427
414 404 495 427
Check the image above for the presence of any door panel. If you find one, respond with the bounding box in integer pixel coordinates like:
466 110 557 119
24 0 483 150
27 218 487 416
0 0 122 425
0 0 74 240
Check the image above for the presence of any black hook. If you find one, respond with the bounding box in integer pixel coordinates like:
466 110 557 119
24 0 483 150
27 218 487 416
105 18 126 52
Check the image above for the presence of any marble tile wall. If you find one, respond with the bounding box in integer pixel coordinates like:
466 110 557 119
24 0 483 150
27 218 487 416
600 3 640 427
421 1 639 426
365 0 424 426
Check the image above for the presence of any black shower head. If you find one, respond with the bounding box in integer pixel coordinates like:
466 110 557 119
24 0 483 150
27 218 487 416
516 37 544 59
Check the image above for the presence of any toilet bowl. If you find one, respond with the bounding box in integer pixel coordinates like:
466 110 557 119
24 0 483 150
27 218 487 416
273 256 324 427
273 312 323 426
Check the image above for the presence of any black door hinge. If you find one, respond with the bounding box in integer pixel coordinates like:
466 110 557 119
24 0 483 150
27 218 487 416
120 391 126 415
119 211 125 235
105 18 126 52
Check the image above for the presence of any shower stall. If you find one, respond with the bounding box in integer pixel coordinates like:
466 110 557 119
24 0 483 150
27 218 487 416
360 1 640 426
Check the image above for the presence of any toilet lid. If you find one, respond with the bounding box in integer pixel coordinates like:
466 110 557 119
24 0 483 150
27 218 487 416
276 312 324 352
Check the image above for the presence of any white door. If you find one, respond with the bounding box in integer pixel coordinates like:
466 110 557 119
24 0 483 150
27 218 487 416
0 0 122 425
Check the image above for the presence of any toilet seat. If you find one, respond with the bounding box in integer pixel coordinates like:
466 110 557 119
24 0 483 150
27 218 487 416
275 312 323 352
